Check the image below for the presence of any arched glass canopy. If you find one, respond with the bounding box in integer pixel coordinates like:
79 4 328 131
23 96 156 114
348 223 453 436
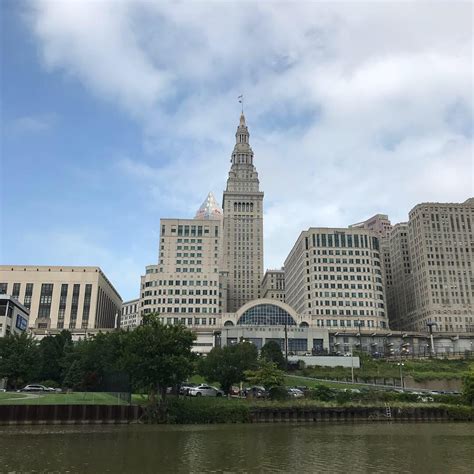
237 304 296 326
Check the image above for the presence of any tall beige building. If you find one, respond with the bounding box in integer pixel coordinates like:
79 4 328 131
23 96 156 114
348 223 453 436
389 199 474 333
387 223 415 330
351 214 393 290
222 113 264 312
0 266 122 330
284 227 389 330
140 193 223 326
261 269 285 302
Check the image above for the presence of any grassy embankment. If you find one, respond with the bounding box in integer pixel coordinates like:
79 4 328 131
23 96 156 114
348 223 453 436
293 356 473 383
0 391 128 405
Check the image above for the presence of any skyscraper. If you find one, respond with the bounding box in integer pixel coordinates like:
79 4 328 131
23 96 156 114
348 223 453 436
139 192 223 325
284 227 389 331
388 199 474 333
222 114 264 312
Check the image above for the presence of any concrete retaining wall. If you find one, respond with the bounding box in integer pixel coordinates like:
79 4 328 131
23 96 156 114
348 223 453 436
288 355 360 368
249 406 471 423
0 404 470 425
0 404 142 425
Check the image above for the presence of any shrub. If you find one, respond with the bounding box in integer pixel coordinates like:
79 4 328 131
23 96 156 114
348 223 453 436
269 386 290 401
166 398 250 424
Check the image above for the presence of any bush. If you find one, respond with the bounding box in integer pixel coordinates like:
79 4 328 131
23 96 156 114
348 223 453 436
306 385 335 402
166 398 251 424
268 386 290 401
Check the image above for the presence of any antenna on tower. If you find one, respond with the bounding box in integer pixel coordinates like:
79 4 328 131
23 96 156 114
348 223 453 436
238 94 244 114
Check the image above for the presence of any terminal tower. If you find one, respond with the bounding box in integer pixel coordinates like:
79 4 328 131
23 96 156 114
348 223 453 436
222 113 264 312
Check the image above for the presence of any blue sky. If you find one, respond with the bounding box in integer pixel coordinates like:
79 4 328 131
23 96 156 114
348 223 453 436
1 1 472 301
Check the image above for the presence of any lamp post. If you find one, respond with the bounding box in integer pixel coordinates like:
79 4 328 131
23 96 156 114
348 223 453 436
356 320 362 353
350 347 355 384
397 361 405 391
284 321 289 370
426 321 437 357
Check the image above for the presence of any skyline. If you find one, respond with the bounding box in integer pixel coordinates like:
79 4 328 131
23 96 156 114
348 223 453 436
1 1 472 301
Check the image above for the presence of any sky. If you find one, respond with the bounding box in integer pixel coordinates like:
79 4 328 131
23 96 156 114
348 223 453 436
1 0 473 301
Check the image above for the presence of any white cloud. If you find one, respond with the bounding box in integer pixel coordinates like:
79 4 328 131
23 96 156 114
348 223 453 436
28 0 473 275
8 114 56 133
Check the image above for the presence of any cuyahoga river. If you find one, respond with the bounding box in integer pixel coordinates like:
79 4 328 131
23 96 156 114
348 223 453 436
0 423 473 472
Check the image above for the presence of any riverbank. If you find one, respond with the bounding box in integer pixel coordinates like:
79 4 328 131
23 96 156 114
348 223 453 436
0 399 472 425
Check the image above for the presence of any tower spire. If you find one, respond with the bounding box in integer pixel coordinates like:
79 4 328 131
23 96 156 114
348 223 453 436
232 110 253 165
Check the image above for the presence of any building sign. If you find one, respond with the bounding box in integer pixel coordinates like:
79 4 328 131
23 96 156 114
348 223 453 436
15 314 28 331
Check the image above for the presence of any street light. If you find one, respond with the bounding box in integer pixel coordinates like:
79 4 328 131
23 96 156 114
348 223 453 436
426 321 437 357
397 361 405 391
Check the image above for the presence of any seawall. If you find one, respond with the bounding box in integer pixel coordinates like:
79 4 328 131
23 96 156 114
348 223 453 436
0 404 472 425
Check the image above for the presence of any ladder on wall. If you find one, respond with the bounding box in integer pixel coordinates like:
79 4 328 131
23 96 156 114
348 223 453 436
385 403 392 419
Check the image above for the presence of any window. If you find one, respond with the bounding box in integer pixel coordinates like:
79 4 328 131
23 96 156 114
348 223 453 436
38 283 54 318
24 283 34 309
70 284 80 326
82 284 92 324
58 284 68 321
12 283 21 299
237 304 296 326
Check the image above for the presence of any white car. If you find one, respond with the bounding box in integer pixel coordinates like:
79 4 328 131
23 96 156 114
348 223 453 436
287 388 304 398
18 384 56 393
188 384 224 397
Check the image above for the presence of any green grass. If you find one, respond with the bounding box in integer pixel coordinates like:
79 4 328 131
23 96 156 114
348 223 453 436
285 375 374 390
297 356 474 382
0 391 128 405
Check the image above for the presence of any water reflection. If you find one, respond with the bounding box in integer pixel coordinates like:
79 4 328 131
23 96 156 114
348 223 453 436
0 423 473 473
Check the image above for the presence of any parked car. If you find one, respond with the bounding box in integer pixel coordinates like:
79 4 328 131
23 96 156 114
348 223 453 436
18 384 55 393
287 388 304 398
244 386 268 399
229 386 242 397
188 384 224 397
180 383 197 396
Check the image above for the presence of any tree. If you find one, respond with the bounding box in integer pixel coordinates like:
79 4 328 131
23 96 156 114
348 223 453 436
38 330 72 384
462 369 474 406
260 340 286 370
61 331 126 391
244 361 285 390
120 314 196 405
199 342 259 394
0 332 40 389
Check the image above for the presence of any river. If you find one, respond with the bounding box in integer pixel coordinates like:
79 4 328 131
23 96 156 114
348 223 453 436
0 423 472 472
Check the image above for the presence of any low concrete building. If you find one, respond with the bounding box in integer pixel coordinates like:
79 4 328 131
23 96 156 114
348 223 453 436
261 269 285 302
0 266 122 332
121 299 141 329
0 295 29 337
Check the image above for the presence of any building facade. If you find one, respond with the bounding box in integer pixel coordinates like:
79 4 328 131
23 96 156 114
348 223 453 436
388 199 474 333
222 113 264 312
139 193 223 324
351 213 393 293
386 223 415 330
261 269 285 302
0 295 29 337
284 227 389 331
0 266 122 331
120 298 140 329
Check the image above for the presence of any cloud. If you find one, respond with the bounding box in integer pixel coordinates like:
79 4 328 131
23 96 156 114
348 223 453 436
8 114 56 134
27 0 473 274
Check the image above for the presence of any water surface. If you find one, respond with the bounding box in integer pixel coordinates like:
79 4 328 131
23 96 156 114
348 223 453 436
0 423 472 472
